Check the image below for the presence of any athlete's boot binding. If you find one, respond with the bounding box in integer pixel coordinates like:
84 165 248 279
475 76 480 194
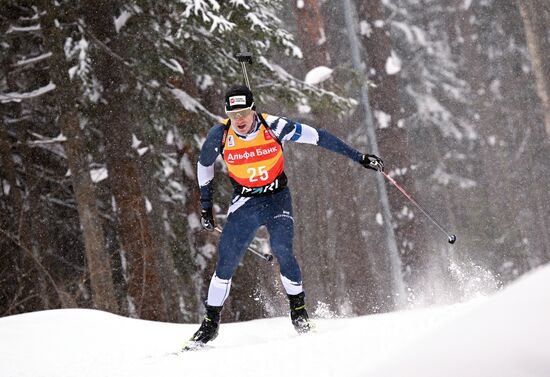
191 305 223 344
288 292 311 334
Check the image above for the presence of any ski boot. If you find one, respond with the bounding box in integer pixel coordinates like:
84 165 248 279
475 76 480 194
183 305 222 351
288 292 312 334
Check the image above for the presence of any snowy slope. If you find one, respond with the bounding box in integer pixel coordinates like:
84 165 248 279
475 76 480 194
1 264 549 377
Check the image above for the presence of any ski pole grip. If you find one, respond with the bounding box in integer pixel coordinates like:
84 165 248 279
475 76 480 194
236 51 253 64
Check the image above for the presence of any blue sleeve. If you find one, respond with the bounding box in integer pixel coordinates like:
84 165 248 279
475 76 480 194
317 129 364 163
198 124 225 209
266 114 364 163
199 124 225 166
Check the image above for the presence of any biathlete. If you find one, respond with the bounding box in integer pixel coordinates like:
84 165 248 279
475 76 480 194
187 85 383 348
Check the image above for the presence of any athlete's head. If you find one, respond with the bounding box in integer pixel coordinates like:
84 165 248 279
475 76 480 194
224 85 256 134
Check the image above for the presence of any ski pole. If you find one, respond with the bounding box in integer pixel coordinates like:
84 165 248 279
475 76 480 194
381 171 457 244
214 226 274 262
236 48 253 89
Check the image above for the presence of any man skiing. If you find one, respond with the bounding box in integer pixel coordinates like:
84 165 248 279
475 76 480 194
187 85 383 349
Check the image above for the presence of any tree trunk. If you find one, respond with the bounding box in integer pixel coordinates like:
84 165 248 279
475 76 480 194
291 0 332 312
292 0 331 71
518 0 550 140
83 0 167 321
356 0 432 298
138 145 187 322
288 0 383 315
40 2 119 314
454 0 543 278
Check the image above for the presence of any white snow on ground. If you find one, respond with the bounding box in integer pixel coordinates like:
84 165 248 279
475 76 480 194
1 264 549 377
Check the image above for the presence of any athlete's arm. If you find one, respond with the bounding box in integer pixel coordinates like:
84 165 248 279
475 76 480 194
197 124 225 209
265 115 363 163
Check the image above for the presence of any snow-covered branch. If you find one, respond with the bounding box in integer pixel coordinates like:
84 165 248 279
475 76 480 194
11 52 52 67
0 82 56 103
6 24 41 33
170 88 221 121
27 133 67 146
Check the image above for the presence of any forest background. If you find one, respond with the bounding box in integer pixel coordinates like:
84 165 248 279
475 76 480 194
1 0 549 323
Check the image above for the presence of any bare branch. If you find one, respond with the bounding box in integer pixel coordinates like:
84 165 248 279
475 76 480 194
0 227 65 304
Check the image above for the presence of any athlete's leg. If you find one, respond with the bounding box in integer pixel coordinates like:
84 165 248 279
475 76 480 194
264 189 311 333
206 198 260 306
263 189 303 295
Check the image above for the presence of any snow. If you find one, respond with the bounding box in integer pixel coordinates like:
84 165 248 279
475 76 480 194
431 167 477 189
2 180 10 195
90 167 108 183
229 0 249 8
160 58 184 74
297 102 312 114
407 88 464 139
392 21 428 46
131 134 142 149
12 52 52 67
137 147 149 156
6 24 40 33
385 50 402 75
162 159 175 177
166 130 175 145
170 88 220 120
196 74 214 90
1 264 549 377
374 109 391 129
246 12 269 32
114 10 133 33
181 0 235 32
26 132 66 158
304 66 333 85
27 132 67 145
0 82 56 103
180 154 195 178
65 37 90 65
359 20 371 36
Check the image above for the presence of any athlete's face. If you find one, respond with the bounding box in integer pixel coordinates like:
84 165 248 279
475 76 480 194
232 110 256 134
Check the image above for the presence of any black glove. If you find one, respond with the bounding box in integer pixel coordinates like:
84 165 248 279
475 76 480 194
360 154 384 172
200 208 215 231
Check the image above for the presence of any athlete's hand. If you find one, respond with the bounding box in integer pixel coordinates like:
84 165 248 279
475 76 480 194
361 154 384 172
200 208 216 231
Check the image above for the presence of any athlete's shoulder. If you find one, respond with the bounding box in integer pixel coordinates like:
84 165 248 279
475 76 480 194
206 123 227 139
263 113 282 124
262 114 291 133
200 123 227 154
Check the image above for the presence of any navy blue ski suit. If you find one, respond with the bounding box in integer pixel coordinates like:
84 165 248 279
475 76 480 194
197 113 364 306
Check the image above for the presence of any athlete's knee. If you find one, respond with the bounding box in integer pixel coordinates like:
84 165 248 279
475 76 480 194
277 255 301 282
215 263 235 281
215 248 241 280
270 231 294 257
